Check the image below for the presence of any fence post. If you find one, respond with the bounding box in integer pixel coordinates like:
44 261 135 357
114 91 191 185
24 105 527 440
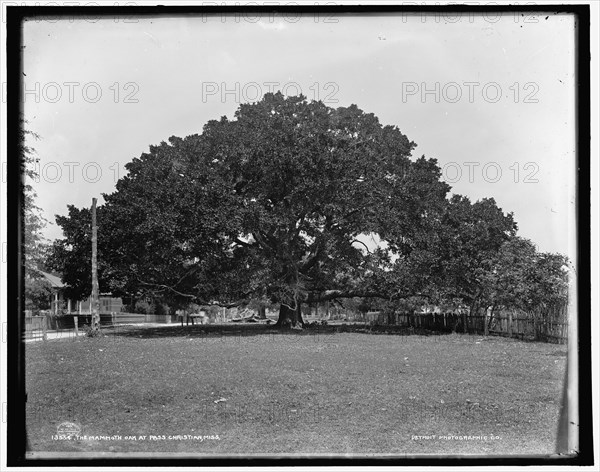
508 311 513 337
42 316 47 342
74 316 79 337
111 312 115 326
90 198 100 331
484 307 489 336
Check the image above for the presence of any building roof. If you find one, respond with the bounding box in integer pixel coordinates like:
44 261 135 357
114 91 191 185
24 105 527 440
39 271 65 289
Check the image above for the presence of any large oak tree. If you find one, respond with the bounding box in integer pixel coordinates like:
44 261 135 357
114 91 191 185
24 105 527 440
49 93 516 326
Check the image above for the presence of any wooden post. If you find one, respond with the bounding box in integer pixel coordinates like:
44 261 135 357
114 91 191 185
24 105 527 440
74 316 79 337
508 311 513 337
484 307 490 336
42 315 47 341
91 198 100 331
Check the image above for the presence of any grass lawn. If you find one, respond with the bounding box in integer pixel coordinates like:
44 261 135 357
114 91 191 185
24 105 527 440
25 325 567 456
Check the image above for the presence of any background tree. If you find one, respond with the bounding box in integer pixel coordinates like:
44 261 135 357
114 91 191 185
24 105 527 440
21 119 52 312
482 236 569 315
430 195 518 330
21 120 49 275
47 205 112 302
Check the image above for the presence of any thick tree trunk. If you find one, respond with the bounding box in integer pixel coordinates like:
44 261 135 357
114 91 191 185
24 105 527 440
257 305 267 319
466 297 478 334
275 303 304 328
487 303 497 331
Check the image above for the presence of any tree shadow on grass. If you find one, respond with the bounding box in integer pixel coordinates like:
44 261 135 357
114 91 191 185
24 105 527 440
103 322 456 340
106 323 330 340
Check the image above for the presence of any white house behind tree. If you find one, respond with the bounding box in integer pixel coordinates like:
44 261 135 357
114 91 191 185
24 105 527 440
37 271 123 315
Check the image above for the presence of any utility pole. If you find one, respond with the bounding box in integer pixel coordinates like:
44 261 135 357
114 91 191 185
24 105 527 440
91 198 100 331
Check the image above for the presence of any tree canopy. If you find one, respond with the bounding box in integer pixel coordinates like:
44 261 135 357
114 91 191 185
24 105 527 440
47 93 566 326
482 237 569 314
21 120 49 277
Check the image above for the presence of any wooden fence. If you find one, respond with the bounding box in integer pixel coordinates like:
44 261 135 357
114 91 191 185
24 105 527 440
363 311 568 344
25 309 569 344
24 312 173 340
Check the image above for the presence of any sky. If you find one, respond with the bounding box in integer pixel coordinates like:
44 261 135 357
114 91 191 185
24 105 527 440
21 11 577 259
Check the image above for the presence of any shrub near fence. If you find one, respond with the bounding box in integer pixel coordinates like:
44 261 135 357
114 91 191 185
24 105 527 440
367 312 464 332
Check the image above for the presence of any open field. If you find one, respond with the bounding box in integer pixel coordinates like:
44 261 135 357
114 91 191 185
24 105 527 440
25 326 567 456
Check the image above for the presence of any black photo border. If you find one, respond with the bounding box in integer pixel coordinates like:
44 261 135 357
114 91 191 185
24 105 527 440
5 2 593 467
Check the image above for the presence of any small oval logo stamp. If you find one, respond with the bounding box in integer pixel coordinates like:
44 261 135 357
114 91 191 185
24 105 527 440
56 421 81 439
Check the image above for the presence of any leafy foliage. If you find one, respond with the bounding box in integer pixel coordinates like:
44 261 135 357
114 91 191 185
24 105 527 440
47 93 568 323
21 120 49 278
428 195 518 309
24 277 53 313
482 237 569 313
22 119 52 312
50 94 451 311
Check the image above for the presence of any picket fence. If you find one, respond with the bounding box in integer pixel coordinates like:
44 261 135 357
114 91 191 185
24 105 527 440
24 312 173 340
